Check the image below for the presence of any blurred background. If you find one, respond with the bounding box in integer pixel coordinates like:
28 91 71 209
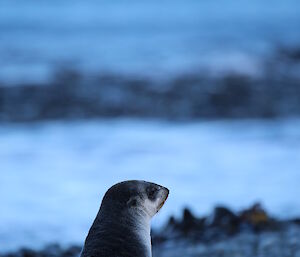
1 0 300 254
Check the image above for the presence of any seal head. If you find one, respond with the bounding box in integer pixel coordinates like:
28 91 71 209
81 180 169 257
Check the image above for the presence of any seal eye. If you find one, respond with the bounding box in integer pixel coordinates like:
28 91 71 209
127 198 138 207
147 187 157 200
130 199 137 207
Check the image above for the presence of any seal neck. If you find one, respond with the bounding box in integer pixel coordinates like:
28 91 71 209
82 208 152 257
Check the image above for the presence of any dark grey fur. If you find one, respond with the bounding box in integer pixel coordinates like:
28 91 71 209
80 180 169 257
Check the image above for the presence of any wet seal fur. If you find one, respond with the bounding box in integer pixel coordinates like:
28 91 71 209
80 180 169 257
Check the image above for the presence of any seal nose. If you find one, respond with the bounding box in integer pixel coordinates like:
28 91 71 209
149 182 169 200
156 184 169 195
163 187 169 197
160 186 169 200
156 186 169 212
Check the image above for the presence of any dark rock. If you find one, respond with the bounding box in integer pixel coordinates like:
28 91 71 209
53 69 83 86
2 204 300 257
40 244 62 257
1 47 300 123
278 47 300 62
154 204 293 246
61 246 81 257
292 218 300 226
19 248 37 257
155 208 206 244
239 203 279 232
209 75 252 118
167 216 177 227
209 206 240 235
181 208 200 233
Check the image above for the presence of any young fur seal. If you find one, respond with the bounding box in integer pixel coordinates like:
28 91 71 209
80 180 169 257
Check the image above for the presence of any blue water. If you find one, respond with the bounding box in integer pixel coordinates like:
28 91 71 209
1 0 300 84
1 1 300 252
0 119 300 251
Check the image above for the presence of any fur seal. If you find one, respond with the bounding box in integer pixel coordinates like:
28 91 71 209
80 180 169 257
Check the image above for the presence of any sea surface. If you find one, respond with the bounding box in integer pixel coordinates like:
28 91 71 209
1 0 300 252
0 119 300 251
1 0 300 84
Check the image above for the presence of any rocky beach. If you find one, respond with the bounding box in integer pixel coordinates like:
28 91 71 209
2 204 300 257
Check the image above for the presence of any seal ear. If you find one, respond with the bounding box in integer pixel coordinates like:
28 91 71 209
127 197 138 207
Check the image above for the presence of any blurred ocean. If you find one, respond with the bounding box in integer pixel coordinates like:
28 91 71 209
1 0 300 253
1 0 300 84
0 119 300 251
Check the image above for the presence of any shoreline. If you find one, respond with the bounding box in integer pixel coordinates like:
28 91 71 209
0 46 300 123
2 204 300 257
